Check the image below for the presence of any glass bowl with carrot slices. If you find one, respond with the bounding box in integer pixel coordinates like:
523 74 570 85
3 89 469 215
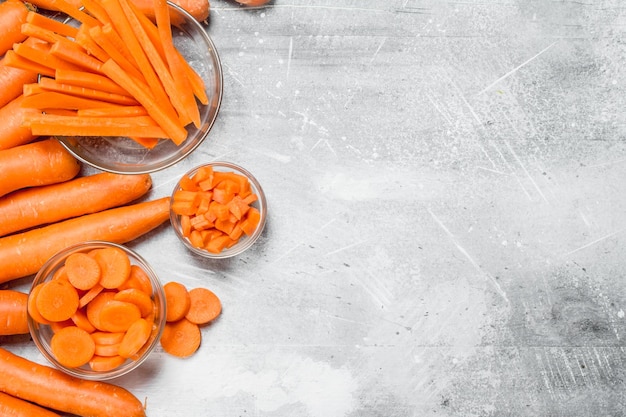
14 0 223 174
27 241 166 380
169 161 268 259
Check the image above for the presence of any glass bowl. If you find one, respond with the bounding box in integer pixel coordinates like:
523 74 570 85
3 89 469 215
57 2 223 174
169 161 267 259
28 241 166 380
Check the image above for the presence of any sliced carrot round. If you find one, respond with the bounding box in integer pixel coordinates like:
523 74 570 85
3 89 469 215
185 287 221 325
89 354 126 372
98 300 141 333
118 318 151 359
118 264 153 294
50 325 96 368
163 281 190 322
114 288 154 317
35 280 79 322
65 252 101 290
85 291 116 332
159 318 201 358
28 283 50 325
94 247 131 289
90 331 125 346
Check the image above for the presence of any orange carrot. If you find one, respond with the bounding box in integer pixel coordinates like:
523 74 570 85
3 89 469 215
1 49 55 77
88 355 125 372
0 57 38 108
114 288 153 317
13 42 84 72
118 317 151 358
85 291 116 331
93 247 131 289
118 264 153 294
25 11 79 38
50 325 96 368
0 172 152 237
20 0 82 12
20 91 128 110
36 77 139 106
19 22 66 44
0 347 146 417
0 95 38 151
55 68 130 96
0 290 29 336
26 113 168 138
164 281 190 322
78 283 104 308
0 391 61 417
28 283 50 325
98 300 141 333
0 197 170 283
71 308 97 333
43 0 100 27
88 24 145 81
130 0 210 22
185 287 221 325
65 253 101 290
159 317 200 358
90 330 125 345
235 0 271 5
0 138 80 197
49 40 104 73
0 0 30 56
78 105 148 117
35 280 79 322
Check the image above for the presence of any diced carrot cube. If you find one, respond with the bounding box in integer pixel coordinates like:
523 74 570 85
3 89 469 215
239 207 260 236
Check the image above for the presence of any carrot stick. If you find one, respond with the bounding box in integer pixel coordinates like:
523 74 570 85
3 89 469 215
0 391 61 417
185 287 221 325
0 95 38 151
130 0 210 22
2 50 56 78
0 348 147 417
55 68 130 96
87 24 145 81
44 0 100 27
20 91 125 110
25 10 79 38
0 197 170 283
0 57 38 108
78 105 148 117
20 22 66 43
0 290 29 336
27 113 168 138
159 317 201 358
0 0 30 56
164 281 190 322
101 59 187 144
74 25 111 63
37 77 139 105
0 138 80 197
81 0 114 26
19 0 83 12
0 172 152 237
13 41 85 72
49 40 104 73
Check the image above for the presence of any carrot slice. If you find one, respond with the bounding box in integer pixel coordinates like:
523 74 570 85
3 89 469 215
65 252 101 291
71 308 96 334
185 287 221 325
78 283 104 308
159 318 200 358
28 283 50 325
93 247 131 289
94 342 120 357
50 325 96 368
35 280 79 322
26 10 79 38
113 288 153 317
88 354 125 372
163 281 190 322
85 291 116 331
97 300 141 333
90 330 125 346
118 264 153 294
49 319 74 334
118 317 151 358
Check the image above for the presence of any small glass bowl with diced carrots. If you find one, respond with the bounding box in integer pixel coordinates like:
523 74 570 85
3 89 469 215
27 241 166 380
169 161 268 258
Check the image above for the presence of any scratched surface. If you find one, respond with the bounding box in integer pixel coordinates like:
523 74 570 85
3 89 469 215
4 0 626 416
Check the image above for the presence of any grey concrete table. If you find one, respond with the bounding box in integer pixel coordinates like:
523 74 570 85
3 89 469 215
7 0 626 416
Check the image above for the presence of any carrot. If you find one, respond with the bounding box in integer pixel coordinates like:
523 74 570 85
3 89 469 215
90 330 124 345
26 113 168 138
90 23 144 81
118 264 153 294
85 291 116 331
98 300 141 333
1 49 56 77
0 0 30 56
164 281 190 322
78 105 148 117
88 355 125 372
0 347 146 416
71 308 97 333
36 77 139 106
0 290 29 336
49 40 104 73
159 317 200 358
0 197 170 283
20 91 128 110
0 172 152 237
0 58 38 109
35 280 79 322
114 288 153 317
25 11 79 38
130 0 210 22
28 283 50 325
65 253 101 291
235 0 271 5
13 42 83 72
20 0 82 12
93 341 120 356
51 325 96 367
185 287 221 325
19 22 66 44
55 68 130 96
0 95 38 151
0 391 61 417
93 247 131 289
118 317 151 358
0 138 80 198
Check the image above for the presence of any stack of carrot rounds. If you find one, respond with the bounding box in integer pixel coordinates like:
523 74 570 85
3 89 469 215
2 0 208 148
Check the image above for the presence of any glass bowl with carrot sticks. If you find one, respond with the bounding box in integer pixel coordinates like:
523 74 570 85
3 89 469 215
14 0 223 174
169 161 268 259
27 241 167 380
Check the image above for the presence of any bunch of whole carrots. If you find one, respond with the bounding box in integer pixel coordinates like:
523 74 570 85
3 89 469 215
0 0 242 414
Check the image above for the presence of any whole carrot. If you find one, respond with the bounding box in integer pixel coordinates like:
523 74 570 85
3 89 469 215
0 197 169 283
0 391 61 417
0 290 28 336
0 138 80 197
0 172 152 237
0 347 146 417
0 0 30 56
0 59 38 108
129 0 210 22
0 95 39 151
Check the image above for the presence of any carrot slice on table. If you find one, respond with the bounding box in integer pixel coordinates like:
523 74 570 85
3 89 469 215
163 281 190 322
185 287 221 325
118 317 151 358
98 300 141 333
93 247 131 289
50 325 96 368
35 280 79 322
65 252 102 291
159 318 201 358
